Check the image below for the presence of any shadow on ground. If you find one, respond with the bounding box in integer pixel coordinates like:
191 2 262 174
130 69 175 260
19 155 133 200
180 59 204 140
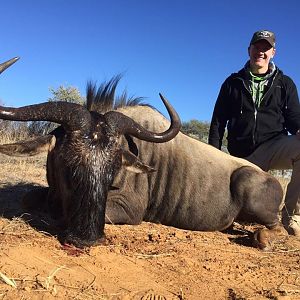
0 182 61 237
222 223 256 248
0 182 260 249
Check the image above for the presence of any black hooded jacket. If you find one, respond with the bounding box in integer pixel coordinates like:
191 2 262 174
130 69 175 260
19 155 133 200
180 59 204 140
208 66 300 158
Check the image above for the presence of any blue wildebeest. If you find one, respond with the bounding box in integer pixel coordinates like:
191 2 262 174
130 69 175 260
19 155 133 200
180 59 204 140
0 58 287 250
0 58 181 248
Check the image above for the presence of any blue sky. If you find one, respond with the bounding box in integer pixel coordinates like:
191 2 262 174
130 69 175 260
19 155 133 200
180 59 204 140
1 1 300 122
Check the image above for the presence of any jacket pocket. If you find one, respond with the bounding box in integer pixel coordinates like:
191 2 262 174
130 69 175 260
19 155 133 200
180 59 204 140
227 136 255 158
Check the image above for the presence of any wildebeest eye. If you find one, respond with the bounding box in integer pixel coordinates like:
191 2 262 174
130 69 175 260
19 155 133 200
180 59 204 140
92 132 99 140
95 121 104 128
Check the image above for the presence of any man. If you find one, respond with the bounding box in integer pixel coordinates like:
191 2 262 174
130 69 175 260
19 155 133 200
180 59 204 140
208 30 300 237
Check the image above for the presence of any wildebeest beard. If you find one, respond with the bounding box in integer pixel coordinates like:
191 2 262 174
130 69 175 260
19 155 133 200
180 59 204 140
50 129 122 248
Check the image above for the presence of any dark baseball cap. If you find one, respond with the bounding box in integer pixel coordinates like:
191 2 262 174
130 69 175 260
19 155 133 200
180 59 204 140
250 30 276 47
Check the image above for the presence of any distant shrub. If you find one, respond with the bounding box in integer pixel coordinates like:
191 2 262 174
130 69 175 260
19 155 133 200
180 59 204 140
0 85 85 141
0 120 30 143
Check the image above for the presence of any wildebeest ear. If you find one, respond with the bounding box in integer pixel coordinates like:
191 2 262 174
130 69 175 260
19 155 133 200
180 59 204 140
124 134 139 156
121 149 156 173
109 185 119 191
0 135 56 157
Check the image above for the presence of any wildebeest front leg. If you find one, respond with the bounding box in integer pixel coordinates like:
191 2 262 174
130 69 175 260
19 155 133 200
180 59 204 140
106 192 146 225
106 171 148 225
231 166 288 250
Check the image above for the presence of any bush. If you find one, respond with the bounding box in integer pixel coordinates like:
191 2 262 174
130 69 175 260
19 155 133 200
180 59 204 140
0 120 30 143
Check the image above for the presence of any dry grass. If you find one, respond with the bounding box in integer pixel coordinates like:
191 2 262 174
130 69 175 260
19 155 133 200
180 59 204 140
0 128 47 184
0 121 30 144
0 154 47 186
0 272 17 289
276 176 289 195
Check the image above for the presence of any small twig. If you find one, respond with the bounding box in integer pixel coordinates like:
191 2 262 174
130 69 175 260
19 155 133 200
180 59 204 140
135 253 174 259
73 264 97 299
105 213 115 225
0 272 17 288
14 276 87 291
178 288 184 300
44 265 66 290
263 248 300 254
33 256 66 267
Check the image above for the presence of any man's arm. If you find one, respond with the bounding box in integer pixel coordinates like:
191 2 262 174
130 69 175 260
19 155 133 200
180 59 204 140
208 81 230 149
283 77 300 134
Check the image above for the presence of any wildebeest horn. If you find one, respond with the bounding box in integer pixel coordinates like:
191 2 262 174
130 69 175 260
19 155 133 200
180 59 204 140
0 94 180 140
104 93 181 142
0 57 20 74
0 102 92 132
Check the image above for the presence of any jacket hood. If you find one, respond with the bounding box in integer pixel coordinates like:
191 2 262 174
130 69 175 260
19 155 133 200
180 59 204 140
232 62 283 81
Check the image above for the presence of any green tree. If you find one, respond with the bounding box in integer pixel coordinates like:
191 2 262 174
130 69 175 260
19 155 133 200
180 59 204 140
182 119 229 152
181 119 210 143
28 85 85 135
48 85 85 104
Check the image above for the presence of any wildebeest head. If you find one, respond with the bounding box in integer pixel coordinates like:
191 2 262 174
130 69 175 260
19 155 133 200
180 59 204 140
0 59 181 248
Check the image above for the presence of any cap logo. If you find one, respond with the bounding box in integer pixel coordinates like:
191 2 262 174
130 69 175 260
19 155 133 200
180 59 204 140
257 30 273 38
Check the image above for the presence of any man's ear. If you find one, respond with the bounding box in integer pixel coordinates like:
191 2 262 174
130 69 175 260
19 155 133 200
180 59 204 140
121 150 156 173
271 48 276 58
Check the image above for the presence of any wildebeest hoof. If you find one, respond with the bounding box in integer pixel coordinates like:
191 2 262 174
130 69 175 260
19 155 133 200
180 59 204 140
253 225 288 251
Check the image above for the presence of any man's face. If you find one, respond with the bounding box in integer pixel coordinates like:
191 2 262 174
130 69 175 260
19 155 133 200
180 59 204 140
248 40 276 71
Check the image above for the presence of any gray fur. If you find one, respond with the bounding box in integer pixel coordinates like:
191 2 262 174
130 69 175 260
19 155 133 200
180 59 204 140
107 105 284 239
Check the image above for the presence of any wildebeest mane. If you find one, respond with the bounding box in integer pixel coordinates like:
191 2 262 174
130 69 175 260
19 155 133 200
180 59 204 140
86 74 149 113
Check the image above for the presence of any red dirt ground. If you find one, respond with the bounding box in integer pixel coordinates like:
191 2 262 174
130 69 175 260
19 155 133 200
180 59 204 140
0 155 300 300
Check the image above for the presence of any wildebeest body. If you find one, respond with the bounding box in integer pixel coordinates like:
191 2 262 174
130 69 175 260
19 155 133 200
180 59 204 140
106 105 284 237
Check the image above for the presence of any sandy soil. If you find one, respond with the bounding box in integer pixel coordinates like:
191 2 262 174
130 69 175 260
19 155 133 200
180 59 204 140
0 155 300 300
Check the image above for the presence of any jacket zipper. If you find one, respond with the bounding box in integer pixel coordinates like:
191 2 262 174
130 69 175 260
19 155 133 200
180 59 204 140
237 72 278 146
239 78 257 145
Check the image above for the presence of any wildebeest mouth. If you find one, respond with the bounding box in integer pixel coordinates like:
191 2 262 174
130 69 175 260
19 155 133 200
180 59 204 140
60 231 107 249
